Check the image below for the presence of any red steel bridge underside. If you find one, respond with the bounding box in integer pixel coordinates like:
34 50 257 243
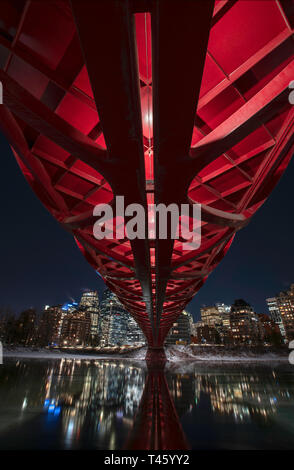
0 1 293 356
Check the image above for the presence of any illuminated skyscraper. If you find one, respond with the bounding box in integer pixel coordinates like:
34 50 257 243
126 315 146 345
230 299 259 344
79 291 100 345
99 289 144 346
266 285 294 342
266 297 286 339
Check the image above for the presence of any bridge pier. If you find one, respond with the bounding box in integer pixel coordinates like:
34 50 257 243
145 347 167 368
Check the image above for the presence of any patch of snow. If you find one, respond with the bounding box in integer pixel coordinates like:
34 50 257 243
2 345 288 363
3 347 144 361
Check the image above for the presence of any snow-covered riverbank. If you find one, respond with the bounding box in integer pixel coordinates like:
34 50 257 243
2 344 289 363
3 347 133 361
131 345 289 362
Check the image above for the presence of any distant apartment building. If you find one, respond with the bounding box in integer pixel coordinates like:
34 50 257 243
266 285 294 342
60 310 91 346
230 299 259 344
200 303 230 327
256 313 282 344
38 305 63 346
200 305 221 326
199 302 231 343
216 302 231 328
14 308 36 346
39 295 96 347
196 324 220 344
165 310 192 345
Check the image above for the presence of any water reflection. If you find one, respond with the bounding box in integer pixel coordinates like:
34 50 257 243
126 365 189 450
0 359 146 449
192 369 289 423
0 359 294 449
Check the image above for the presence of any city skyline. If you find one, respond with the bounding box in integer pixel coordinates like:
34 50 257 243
2 273 293 325
0 294 282 349
1 282 292 348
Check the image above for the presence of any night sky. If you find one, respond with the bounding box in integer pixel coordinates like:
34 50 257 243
0 131 293 321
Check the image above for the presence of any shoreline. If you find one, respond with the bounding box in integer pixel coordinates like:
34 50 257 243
2 345 290 363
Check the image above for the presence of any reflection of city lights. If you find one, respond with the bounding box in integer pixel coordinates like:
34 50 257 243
7 358 294 450
40 360 146 446
66 420 74 439
191 370 289 423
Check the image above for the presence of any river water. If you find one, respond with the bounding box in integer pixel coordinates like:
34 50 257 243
0 358 293 450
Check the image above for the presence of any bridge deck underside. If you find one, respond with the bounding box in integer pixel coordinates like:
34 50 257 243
0 0 293 346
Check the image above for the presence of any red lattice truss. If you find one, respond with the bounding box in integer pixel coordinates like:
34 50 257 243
0 0 293 347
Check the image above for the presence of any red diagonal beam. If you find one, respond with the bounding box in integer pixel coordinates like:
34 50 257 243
198 28 293 110
0 106 67 213
189 61 294 176
239 108 294 211
0 70 109 176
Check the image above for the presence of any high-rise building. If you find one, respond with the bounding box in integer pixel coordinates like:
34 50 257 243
200 303 231 328
200 305 221 326
230 299 259 344
266 297 286 338
38 294 99 348
99 289 144 346
187 310 194 337
79 290 100 345
99 289 124 346
38 305 63 347
266 285 294 342
215 303 231 329
126 314 146 345
60 310 91 346
165 310 192 345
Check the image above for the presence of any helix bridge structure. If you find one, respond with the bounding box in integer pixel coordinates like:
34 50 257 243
0 0 293 360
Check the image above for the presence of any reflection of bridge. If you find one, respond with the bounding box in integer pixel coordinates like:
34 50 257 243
0 2 293 357
126 363 189 450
